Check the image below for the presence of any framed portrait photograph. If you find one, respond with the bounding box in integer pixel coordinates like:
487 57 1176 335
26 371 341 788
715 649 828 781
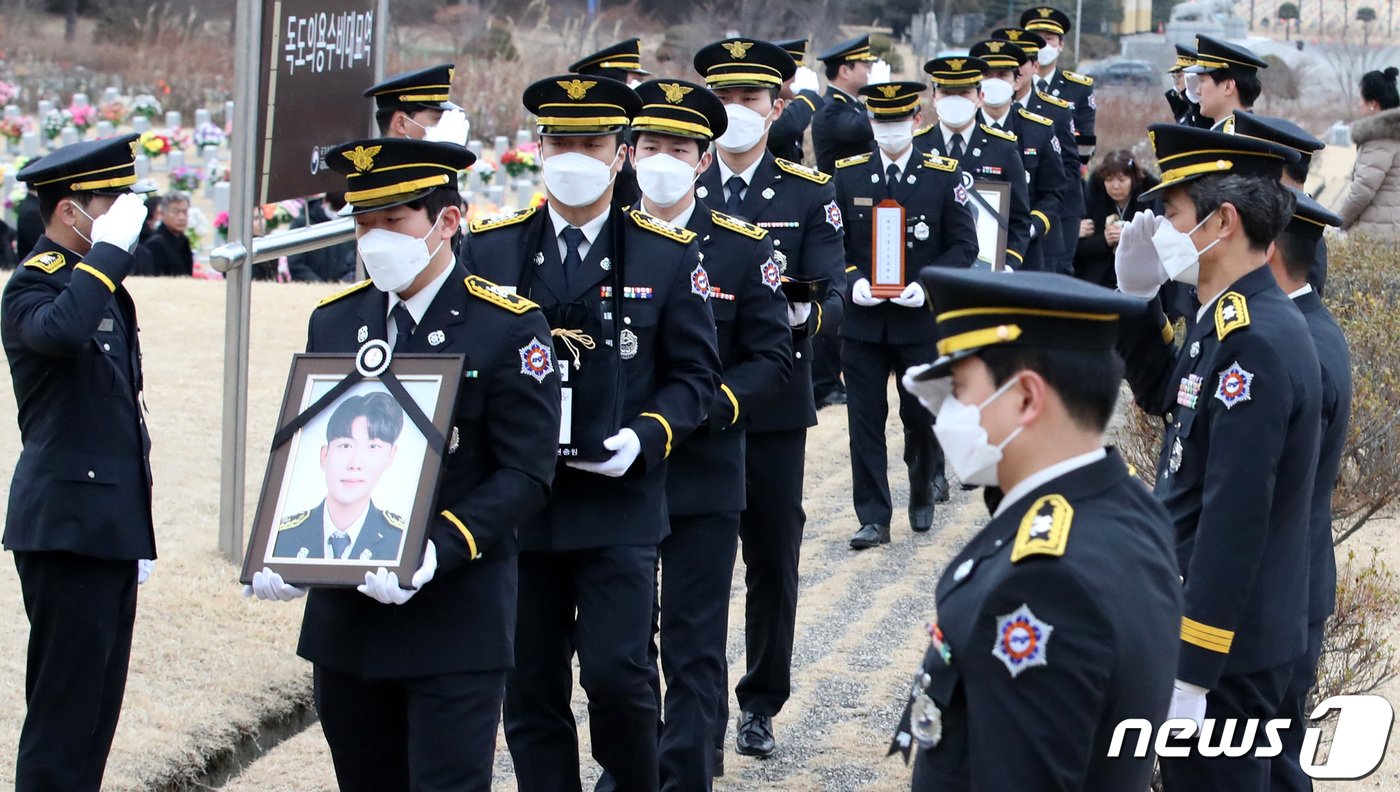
241 349 464 587
968 180 1012 272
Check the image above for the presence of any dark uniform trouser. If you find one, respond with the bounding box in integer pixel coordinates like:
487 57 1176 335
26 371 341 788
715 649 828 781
657 511 740 792
1159 661 1294 792
505 545 660 792
812 334 844 401
314 666 506 792
730 429 808 722
841 338 944 526
14 550 137 792
1271 620 1326 791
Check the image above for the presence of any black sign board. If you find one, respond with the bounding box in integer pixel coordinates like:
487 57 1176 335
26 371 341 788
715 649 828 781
255 0 377 204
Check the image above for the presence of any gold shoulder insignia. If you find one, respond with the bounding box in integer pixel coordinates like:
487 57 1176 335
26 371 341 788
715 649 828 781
711 210 767 240
22 251 66 274
380 509 407 530
914 123 936 137
469 206 537 234
629 209 699 243
1037 91 1071 109
278 510 311 531
1215 291 1251 340
1063 69 1094 86
1017 108 1053 126
775 157 832 184
316 278 373 308
835 153 872 168
465 274 539 314
921 154 958 172
1010 494 1073 563
832 92 848 103
981 123 1018 143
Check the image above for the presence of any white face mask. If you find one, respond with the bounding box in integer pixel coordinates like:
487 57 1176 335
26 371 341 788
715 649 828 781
421 109 470 146
935 95 977 129
542 149 620 208
1151 209 1219 287
71 201 99 250
871 119 915 155
981 78 1016 107
635 152 700 208
716 103 774 153
1038 45 1060 66
1183 73 1202 104
357 210 446 294
932 376 1024 488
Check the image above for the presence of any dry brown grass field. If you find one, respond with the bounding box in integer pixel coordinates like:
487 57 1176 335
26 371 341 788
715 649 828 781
0 273 1395 790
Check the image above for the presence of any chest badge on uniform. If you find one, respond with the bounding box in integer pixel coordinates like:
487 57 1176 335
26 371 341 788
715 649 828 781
824 200 844 232
1215 361 1253 409
696 185 709 199
1190 340 1201 358
449 426 460 454
914 221 930 241
760 256 782 292
360 548 373 561
973 148 983 158
953 558 975 581
620 328 639 360
428 330 445 346
1177 374 1203 410
534 252 545 266
357 325 368 343
519 337 554 383
762 187 775 199
690 264 712 300
772 249 788 273
1169 436 1184 474
871 172 881 184
297 547 309 559
992 603 1054 678
600 257 612 271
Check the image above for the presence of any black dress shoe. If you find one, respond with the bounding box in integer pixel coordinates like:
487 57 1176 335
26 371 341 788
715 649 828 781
736 711 775 757
849 523 891 549
932 471 951 503
713 746 725 776
909 504 935 532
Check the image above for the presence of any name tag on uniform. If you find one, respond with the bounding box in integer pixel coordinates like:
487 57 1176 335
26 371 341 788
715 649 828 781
557 361 573 445
98 318 114 332
854 197 874 207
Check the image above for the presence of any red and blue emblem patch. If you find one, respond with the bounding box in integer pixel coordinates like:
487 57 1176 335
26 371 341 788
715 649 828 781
824 200 843 232
760 256 782 292
1215 361 1253 409
518 337 553 383
953 184 969 206
991 603 1053 677
690 264 711 300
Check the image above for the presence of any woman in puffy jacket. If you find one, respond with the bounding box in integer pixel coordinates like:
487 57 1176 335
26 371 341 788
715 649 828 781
1337 67 1400 239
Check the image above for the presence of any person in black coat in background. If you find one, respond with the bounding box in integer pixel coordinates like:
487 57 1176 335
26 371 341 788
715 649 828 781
1075 150 1157 288
133 192 194 277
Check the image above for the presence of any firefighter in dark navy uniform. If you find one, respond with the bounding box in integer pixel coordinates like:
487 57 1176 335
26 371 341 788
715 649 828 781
1021 7 1097 169
1114 124 1320 791
692 36 848 759
461 74 721 791
834 80 978 549
3 134 156 791
767 38 824 164
811 34 877 175
244 137 560 792
892 268 1181 791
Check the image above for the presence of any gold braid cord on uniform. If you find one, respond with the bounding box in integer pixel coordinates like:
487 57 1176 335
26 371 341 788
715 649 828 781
550 327 596 369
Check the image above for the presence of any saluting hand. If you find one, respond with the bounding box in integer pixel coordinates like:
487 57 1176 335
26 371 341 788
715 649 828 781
1113 210 1169 299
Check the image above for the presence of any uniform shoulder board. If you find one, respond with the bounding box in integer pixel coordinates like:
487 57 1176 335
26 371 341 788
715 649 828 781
22 251 66 274
835 152 873 169
316 278 373 308
1037 91 1071 109
981 123 1018 143
469 206 537 234
921 154 958 173
1017 108 1054 127
381 509 407 530
1215 291 1251 340
1062 69 1094 86
710 210 767 240
278 510 311 531
775 157 832 184
465 274 539 314
832 92 848 103
1010 494 1073 563
629 209 699 244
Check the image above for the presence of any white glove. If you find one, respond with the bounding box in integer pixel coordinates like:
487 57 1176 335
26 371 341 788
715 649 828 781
792 66 820 94
358 540 438 605
891 281 926 308
869 60 893 85
852 278 886 307
901 363 953 413
1166 680 1208 730
424 108 470 147
787 302 812 327
241 567 308 602
566 427 642 477
90 192 149 251
1114 209 1169 299
137 559 153 585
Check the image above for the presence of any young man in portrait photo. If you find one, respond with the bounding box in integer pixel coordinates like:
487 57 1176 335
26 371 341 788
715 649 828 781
273 391 407 562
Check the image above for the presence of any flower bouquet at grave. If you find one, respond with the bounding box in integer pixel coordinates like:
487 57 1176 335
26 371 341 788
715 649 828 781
67 102 96 132
261 201 296 234
0 116 30 143
169 165 202 193
500 142 540 178
5 182 26 212
168 127 191 151
130 94 163 121
192 121 226 149
39 109 69 141
472 156 497 186
139 130 173 158
99 99 129 125
206 157 230 187
0 81 18 106
214 210 229 242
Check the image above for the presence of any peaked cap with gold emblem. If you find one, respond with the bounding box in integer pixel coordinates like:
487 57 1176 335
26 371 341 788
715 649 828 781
817 34 880 64
693 37 797 90
1138 123 1298 201
570 37 650 78
858 81 926 119
522 74 642 136
1019 6 1073 36
923 55 989 88
632 79 728 141
989 27 1047 56
18 133 156 199
325 138 475 215
363 64 460 112
970 39 1029 70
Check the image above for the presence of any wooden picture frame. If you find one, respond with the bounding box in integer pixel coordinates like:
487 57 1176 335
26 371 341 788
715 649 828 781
969 180 1012 272
240 350 463 588
870 199 907 298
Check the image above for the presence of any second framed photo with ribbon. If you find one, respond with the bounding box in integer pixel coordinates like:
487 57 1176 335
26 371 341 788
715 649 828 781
241 344 464 587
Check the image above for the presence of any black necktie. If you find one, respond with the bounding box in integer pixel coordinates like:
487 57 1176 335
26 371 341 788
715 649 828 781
1036 78 1050 95
561 226 585 291
328 531 350 559
391 303 415 352
725 175 746 216
886 163 900 190
950 134 965 161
